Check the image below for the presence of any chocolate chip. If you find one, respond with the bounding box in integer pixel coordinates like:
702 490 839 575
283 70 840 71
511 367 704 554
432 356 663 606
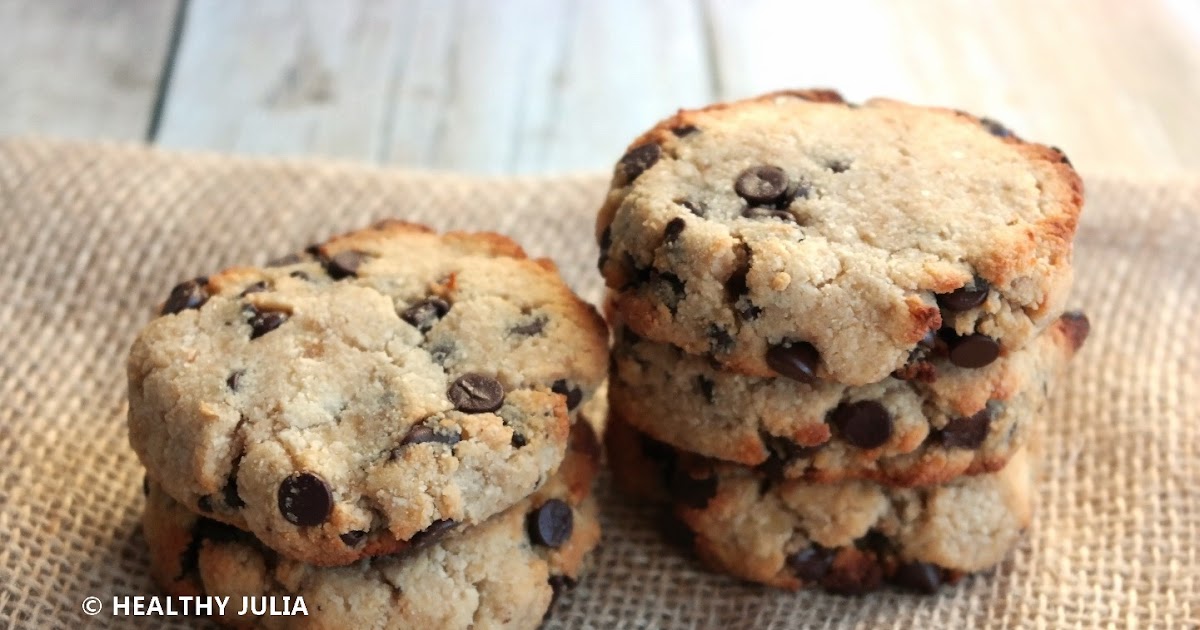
399 423 461 448
448 373 505 413
742 207 797 221
409 519 457 549
197 495 213 513
669 467 718 509
239 281 269 297
325 250 367 280
617 143 661 184
401 298 451 332
938 406 993 449
247 308 288 339
735 165 790 205
528 499 574 548
670 124 699 137
551 379 583 411
161 278 209 315
277 472 333 527
766 341 820 383
697 376 715 404
226 370 244 391
339 530 367 547
509 315 548 337
830 400 893 449
267 253 305 267
980 117 1013 138
827 160 851 173
937 277 990 311
663 218 686 244
788 547 835 582
707 325 735 355
893 562 943 594
678 199 706 217
512 432 527 448
948 333 1000 368
1061 310 1091 351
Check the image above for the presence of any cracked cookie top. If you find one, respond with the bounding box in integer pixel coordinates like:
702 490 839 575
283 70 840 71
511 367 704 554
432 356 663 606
128 221 608 566
597 90 1082 385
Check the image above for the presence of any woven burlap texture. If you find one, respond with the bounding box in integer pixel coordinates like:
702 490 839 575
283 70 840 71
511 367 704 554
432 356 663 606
0 138 1195 629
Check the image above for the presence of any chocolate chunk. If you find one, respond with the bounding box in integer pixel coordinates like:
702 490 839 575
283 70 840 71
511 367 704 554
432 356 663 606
830 400 893 449
339 530 367 547
247 308 288 339
766 341 820 384
725 259 751 304
277 472 333 527
226 370 244 391
788 547 835 582
697 376 715 404
161 278 209 315
938 406 993 449
551 379 583 411
267 253 305 267
893 562 943 594
324 250 367 280
239 281 270 297
678 199 706 217
742 207 797 221
401 298 451 332
197 495 214 513
663 218 686 244
707 325 735 355
980 117 1013 138
669 467 718 509
1060 310 1091 351
409 519 457 549
735 165 790 205
448 373 505 413
399 423 461 447
511 432 527 448
670 124 699 137
617 143 661 184
937 277 990 311
528 499 574 548
509 315 548 337
948 333 1000 368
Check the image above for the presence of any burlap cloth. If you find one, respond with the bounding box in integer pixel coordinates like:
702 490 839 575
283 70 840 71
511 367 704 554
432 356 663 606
0 137 1195 629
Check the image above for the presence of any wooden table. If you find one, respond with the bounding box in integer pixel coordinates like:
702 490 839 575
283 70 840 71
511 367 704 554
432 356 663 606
3 0 1198 175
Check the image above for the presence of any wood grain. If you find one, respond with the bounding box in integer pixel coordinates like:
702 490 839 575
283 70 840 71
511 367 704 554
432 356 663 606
0 0 178 141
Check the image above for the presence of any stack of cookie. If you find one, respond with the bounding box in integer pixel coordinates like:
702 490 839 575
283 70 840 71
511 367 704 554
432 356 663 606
129 222 609 628
598 90 1089 594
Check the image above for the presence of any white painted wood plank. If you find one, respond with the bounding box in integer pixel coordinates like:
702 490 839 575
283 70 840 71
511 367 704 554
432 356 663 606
155 0 426 159
0 0 177 140
704 0 1200 173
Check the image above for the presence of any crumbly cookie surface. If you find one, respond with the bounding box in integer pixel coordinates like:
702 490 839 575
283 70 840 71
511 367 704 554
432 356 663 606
606 416 1034 593
597 90 1082 385
129 221 608 566
143 421 602 630
611 310 1087 485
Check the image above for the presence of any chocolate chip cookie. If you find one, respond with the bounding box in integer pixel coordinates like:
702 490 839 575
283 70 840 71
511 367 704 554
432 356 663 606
143 420 601 629
597 89 1082 385
607 415 1035 593
129 221 608 566
611 309 1087 486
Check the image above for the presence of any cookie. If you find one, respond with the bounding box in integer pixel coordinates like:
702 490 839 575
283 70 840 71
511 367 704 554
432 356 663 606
611 309 1087 486
606 415 1035 593
143 420 602 629
597 89 1082 385
128 220 608 566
